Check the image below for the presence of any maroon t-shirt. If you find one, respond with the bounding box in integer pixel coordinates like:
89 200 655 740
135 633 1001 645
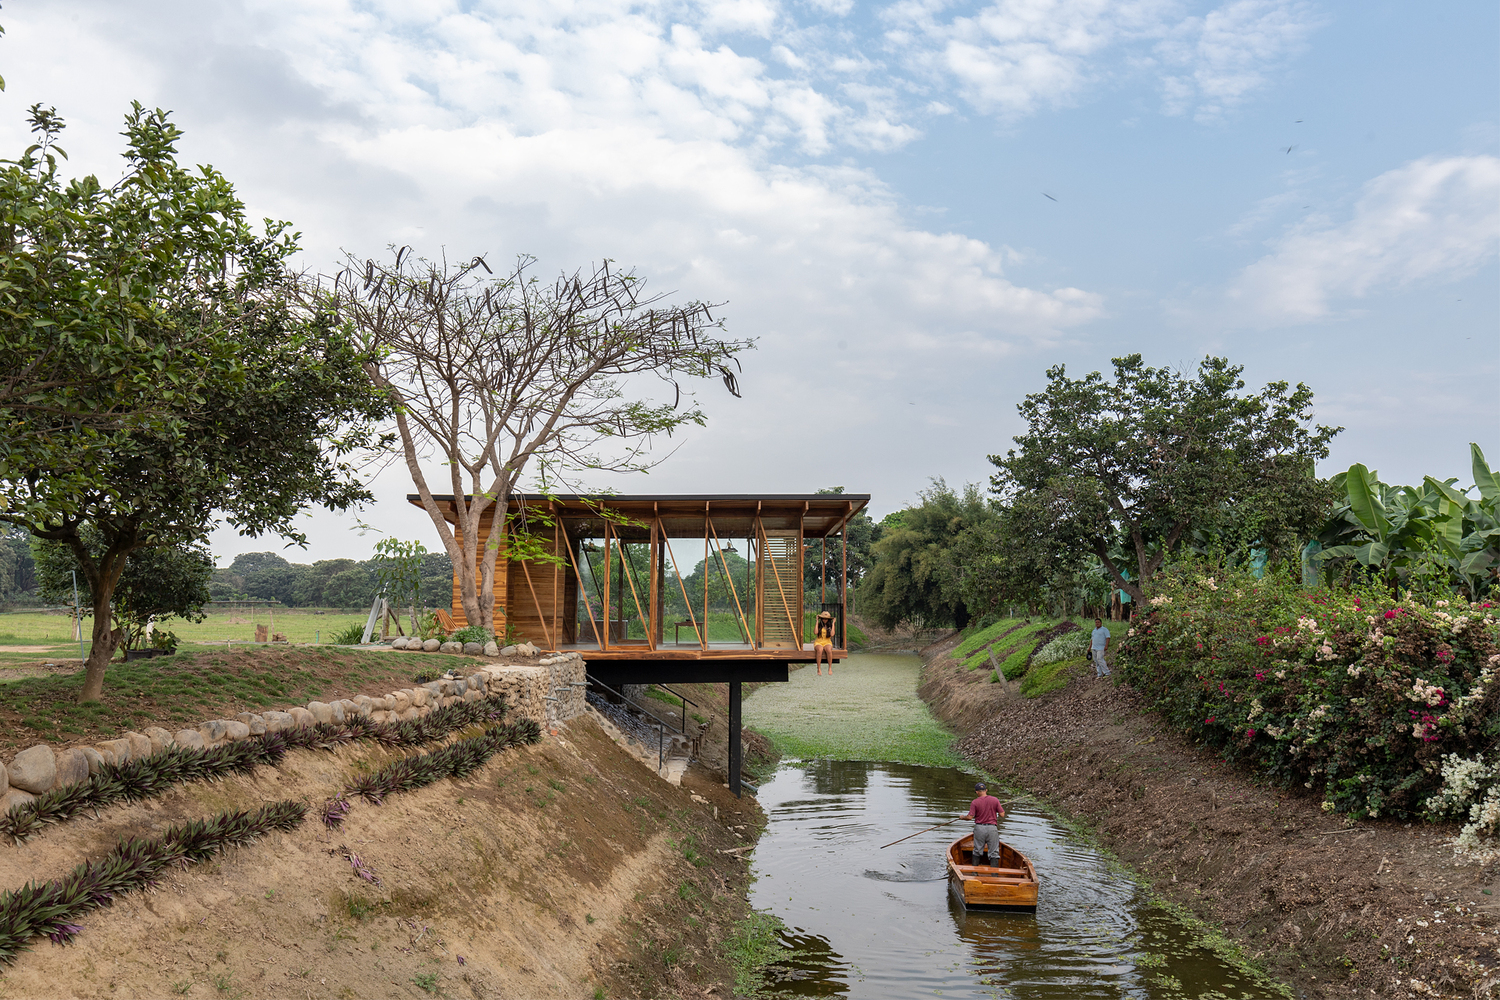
969 794 1003 825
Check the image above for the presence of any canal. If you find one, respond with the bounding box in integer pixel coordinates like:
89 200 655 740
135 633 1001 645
742 653 1284 999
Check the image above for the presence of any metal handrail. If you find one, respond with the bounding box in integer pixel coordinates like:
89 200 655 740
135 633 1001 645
655 683 699 736
585 674 688 772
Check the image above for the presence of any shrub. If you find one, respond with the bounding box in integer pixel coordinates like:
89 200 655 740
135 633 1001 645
1425 753 1500 852
1032 629 1090 667
1117 566 1500 819
448 624 490 645
328 622 367 645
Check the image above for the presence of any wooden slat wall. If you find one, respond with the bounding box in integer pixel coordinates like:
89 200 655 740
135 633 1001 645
448 528 508 629
505 539 575 646
759 530 801 648
449 519 578 647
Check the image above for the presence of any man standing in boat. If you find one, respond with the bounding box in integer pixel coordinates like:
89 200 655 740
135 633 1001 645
961 781 1005 867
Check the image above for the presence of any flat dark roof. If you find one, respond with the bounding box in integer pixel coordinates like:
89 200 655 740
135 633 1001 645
407 492 870 538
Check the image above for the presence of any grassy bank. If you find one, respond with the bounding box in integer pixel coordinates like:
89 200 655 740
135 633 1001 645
742 653 965 767
0 647 470 753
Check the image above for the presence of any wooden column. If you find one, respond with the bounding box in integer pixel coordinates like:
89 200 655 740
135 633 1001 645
649 505 661 648
841 502 850 651
729 680 743 798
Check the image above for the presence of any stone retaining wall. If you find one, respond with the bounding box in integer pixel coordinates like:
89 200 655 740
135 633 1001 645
0 652 588 814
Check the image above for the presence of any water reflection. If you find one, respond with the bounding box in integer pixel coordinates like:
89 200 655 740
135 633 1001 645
750 761 1268 999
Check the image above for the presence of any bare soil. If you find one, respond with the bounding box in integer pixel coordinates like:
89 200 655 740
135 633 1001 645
0 714 764 999
918 633 1500 1000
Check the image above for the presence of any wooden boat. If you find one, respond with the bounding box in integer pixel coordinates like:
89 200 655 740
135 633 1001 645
946 833 1038 911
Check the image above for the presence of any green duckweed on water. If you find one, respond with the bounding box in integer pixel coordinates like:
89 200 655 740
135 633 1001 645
743 652 963 767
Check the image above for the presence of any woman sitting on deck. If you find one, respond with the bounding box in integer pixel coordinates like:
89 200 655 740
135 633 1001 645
814 610 836 675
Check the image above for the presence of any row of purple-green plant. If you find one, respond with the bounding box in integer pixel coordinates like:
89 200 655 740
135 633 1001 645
0 801 308 965
3 695 512 845
321 717 542 828
1117 566 1499 820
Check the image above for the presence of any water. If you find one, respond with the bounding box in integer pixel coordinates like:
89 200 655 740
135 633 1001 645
743 655 1278 999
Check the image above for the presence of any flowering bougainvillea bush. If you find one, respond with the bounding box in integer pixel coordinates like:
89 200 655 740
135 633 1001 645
1117 566 1500 821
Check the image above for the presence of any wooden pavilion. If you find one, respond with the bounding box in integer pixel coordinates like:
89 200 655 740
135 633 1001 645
408 492 870 792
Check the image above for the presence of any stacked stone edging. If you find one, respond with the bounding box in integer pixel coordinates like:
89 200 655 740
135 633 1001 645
0 651 588 814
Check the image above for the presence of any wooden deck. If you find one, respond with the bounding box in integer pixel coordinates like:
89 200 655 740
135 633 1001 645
555 642 847 661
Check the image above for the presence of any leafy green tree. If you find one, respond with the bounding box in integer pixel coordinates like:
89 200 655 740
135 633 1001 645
292 559 358 607
323 566 376 610
803 486 881 602
950 493 1102 619
372 537 428 633
34 532 213 651
0 524 36 602
860 480 995 630
989 355 1339 604
419 550 455 612
0 106 389 701
0 104 239 505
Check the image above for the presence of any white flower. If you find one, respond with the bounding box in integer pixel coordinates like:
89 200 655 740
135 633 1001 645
1150 595 1172 607
1347 664 1364 678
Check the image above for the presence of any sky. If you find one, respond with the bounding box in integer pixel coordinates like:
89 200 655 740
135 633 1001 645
3 0 1496 566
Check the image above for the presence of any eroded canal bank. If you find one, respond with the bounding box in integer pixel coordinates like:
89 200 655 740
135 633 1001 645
741 653 1291 999
917 635 1500 1000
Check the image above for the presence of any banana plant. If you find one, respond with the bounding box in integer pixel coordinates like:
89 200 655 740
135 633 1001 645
1313 444 1500 599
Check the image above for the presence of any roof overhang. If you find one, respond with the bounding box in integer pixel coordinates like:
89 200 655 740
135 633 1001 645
406 493 870 538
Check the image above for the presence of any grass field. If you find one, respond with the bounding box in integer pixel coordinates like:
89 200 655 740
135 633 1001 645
0 609 375 646
0 646 474 753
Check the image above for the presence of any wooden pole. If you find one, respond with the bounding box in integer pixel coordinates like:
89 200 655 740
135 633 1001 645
662 533 707 650
879 817 959 850
602 518 613 651
841 502 850 651
709 518 753 645
551 502 560 644
649 507 660 649
560 522 603 647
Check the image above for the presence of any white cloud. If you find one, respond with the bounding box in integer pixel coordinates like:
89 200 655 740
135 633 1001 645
1230 155 1500 322
1156 0 1322 121
883 0 1318 122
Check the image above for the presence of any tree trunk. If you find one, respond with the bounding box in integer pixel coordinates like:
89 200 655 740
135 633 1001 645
79 588 121 702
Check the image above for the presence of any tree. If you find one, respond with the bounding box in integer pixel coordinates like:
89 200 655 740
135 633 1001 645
34 534 213 651
860 480 995 630
989 355 1339 604
803 486 881 600
0 524 36 603
293 559 358 607
372 537 428 634
323 566 376 610
324 251 753 636
0 105 233 500
0 106 390 701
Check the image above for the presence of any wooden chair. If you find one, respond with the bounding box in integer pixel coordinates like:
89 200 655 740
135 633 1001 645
434 609 458 636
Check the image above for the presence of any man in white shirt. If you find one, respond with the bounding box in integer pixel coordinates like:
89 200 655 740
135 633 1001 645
1090 618 1111 678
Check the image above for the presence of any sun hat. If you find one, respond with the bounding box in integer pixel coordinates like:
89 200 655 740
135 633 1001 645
817 610 833 618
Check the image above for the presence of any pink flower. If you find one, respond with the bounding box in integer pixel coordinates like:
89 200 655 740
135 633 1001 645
1205 715 1215 725
1246 728 1256 739
1254 671 1265 681
1384 610 1397 620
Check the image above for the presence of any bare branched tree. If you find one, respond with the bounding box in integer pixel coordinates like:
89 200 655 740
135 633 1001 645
325 250 754 636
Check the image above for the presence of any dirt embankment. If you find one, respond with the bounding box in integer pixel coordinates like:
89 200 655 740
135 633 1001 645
918 634 1500 1000
0 713 763 999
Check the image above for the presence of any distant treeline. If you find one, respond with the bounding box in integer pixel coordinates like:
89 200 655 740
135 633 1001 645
211 550 455 610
